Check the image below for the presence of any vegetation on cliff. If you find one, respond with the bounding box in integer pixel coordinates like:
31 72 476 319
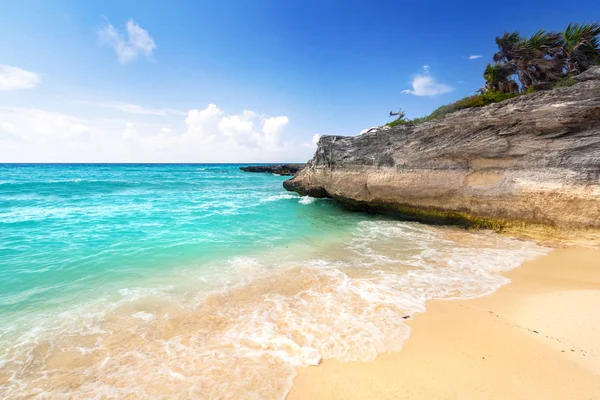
387 91 518 127
286 66 600 231
388 21 600 128
485 22 600 93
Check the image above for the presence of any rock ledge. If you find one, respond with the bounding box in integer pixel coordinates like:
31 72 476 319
241 164 304 176
284 67 600 231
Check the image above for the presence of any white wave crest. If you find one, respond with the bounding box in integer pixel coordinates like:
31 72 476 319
260 193 298 203
298 196 316 205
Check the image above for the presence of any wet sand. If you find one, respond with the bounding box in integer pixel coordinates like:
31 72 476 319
288 248 600 400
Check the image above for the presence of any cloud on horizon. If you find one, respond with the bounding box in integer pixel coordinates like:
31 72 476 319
98 19 156 64
0 107 89 146
0 104 312 163
0 65 41 91
401 65 453 96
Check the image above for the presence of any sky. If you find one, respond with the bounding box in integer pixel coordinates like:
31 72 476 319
1 0 599 163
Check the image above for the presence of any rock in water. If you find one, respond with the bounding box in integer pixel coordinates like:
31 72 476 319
240 164 304 176
284 67 600 231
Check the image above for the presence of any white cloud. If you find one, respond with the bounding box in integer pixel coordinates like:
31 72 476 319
468 55 482 60
261 116 289 136
401 66 453 96
0 107 89 142
81 101 185 116
312 133 320 145
257 116 289 150
303 133 321 149
0 104 313 163
0 65 41 91
184 103 223 143
98 19 156 64
175 104 291 156
219 113 255 139
182 106 289 151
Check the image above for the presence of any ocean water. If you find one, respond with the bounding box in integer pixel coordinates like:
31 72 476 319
0 164 548 399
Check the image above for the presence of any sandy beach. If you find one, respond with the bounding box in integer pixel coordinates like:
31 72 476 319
288 248 600 400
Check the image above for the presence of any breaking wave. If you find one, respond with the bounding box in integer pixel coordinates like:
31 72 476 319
0 220 548 399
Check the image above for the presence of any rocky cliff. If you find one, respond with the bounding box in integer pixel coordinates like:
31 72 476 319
284 67 600 231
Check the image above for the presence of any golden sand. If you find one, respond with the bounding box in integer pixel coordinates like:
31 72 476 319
288 248 600 400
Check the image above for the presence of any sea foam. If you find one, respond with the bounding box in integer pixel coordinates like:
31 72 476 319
298 196 317 205
0 164 549 399
0 220 548 400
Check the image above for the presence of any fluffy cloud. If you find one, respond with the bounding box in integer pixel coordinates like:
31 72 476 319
0 65 41 91
401 65 453 96
0 104 308 163
98 19 156 64
184 105 289 151
219 111 255 140
468 55 482 60
258 116 289 150
184 103 223 142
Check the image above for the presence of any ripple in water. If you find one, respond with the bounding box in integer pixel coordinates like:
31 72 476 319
0 165 549 399
0 222 548 399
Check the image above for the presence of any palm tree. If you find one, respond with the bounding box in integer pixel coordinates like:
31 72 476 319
493 30 564 90
483 21 599 94
562 22 600 74
513 30 564 88
483 63 519 93
493 31 522 63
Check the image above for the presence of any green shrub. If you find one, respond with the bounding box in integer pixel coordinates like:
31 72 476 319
408 116 433 125
428 91 517 119
386 115 435 127
553 75 577 88
386 91 518 128
386 118 410 127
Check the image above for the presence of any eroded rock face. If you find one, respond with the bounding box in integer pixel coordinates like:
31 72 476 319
284 67 600 230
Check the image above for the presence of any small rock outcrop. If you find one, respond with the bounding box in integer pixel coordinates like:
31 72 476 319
284 67 600 231
240 164 304 176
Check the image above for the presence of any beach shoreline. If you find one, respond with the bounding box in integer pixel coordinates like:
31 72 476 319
288 247 600 400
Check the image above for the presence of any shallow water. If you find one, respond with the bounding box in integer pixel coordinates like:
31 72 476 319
0 164 548 399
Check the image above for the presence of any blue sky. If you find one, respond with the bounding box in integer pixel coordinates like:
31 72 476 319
1 0 599 162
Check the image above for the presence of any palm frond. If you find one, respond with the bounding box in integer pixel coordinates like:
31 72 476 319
563 21 600 74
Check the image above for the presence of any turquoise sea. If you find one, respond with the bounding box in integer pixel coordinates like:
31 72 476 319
0 164 548 399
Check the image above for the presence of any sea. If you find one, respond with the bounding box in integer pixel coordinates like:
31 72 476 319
0 164 548 399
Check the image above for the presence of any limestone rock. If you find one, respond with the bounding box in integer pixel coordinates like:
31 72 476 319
284 67 600 230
